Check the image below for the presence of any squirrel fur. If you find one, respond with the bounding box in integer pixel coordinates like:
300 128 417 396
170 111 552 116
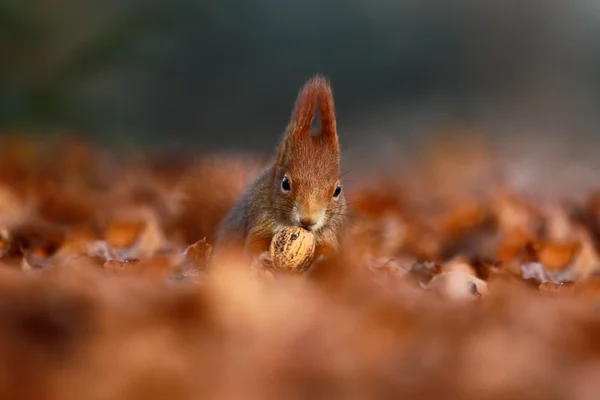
213 74 347 264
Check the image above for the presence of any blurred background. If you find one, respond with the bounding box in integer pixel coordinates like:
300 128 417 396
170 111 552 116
1 0 599 155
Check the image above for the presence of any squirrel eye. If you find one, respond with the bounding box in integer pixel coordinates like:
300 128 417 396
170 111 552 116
281 175 291 192
333 184 341 198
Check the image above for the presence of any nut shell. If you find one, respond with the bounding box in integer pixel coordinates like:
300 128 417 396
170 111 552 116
269 226 316 273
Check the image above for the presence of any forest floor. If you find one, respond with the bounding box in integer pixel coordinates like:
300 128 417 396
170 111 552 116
0 134 599 400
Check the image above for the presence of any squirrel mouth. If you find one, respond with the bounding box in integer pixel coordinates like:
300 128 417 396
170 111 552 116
292 210 325 232
298 221 321 232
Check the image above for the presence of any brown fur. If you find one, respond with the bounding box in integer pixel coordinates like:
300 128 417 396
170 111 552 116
214 74 347 263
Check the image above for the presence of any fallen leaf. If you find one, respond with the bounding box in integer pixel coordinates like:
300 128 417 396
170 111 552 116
521 262 554 284
557 228 600 282
537 240 580 271
424 269 488 300
183 238 212 272
105 220 144 249
0 227 10 259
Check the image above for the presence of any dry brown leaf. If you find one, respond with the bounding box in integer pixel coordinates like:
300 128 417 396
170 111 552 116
495 227 536 266
126 210 165 259
105 220 144 249
346 211 408 260
7 136 600 399
439 201 489 238
0 227 10 259
539 278 600 303
103 255 174 279
377 212 409 257
0 184 27 227
545 206 576 241
54 226 99 259
558 228 600 282
367 257 409 283
494 192 540 234
103 207 167 260
424 269 488 300
405 225 442 260
520 262 553 284
537 240 580 271
538 281 576 295
183 238 212 272
103 258 140 273
444 257 478 276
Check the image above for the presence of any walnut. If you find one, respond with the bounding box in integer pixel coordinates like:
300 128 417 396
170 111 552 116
269 226 316 273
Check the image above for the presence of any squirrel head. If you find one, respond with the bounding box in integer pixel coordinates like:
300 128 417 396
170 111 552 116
271 74 345 232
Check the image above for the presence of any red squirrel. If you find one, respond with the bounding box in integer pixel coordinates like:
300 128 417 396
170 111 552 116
213 74 347 266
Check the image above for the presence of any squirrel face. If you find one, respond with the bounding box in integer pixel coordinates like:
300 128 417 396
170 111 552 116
271 75 345 232
274 140 342 231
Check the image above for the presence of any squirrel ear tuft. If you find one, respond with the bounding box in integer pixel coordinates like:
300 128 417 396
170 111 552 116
316 76 339 153
277 78 317 165
288 76 320 144
278 75 339 165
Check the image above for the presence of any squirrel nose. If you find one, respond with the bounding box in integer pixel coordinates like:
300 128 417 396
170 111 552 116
299 217 316 229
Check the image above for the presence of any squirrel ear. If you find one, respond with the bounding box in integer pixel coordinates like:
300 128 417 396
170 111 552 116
277 76 319 166
288 76 320 144
277 75 339 165
316 76 339 153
